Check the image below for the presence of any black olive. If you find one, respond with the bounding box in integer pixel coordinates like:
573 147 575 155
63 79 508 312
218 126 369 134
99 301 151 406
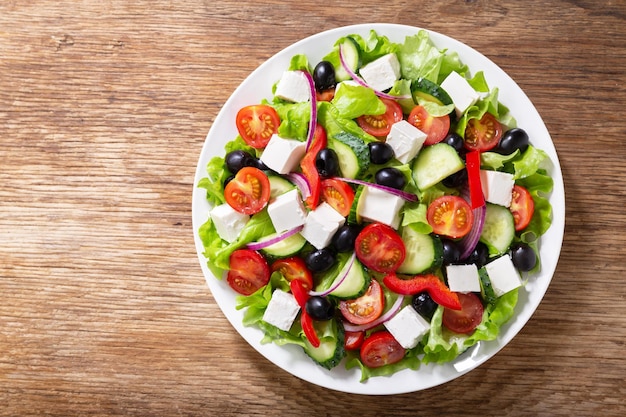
411 292 438 320
313 61 336 91
464 242 490 268
305 296 335 321
441 239 462 265
304 248 336 273
254 158 269 171
368 141 394 165
332 224 361 253
315 148 340 178
510 242 537 271
374 167 406 190
443 132 465 154
225 150 256 174
442 169 468 188
223 174 235 187
496 128 530 155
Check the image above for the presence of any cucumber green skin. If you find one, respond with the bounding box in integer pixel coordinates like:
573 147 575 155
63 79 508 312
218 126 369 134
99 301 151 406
411 77 453 106
302 320 346 370
480 203 516 254
268 175 295 199
478 267 498 305
397 228 443 274
329 259 371 300
260 232 306 258
329 132 370 179
412 143 465 190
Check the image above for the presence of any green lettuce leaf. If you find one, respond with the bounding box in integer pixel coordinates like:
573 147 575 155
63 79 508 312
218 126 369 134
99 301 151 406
331 82 386 119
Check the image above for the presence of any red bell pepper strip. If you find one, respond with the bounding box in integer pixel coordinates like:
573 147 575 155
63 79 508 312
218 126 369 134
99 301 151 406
465 150 485 209
289 279 310 308
300 310 320 348
382 273 461 310
300 124 327 210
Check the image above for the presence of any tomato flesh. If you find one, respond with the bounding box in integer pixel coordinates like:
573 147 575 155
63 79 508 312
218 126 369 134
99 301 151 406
272 257 314 290
408 105 450 145
356 98 403 138
355 223 406 273
236 104 280 149
224 166 271 215
321 178 355 217
344 331 365 351
463 112 503 151
360 331 405 368
510 185 535 231
442 292 484 334
226 249 270 296
339 279 384 325
427 195 474 239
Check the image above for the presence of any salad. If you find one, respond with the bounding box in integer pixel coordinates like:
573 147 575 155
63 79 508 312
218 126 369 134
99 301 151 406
197 29 554 382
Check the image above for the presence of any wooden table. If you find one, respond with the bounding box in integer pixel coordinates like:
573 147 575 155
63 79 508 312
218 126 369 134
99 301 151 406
1 1 624 415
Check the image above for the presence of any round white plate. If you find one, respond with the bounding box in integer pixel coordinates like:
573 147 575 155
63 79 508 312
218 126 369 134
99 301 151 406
192 23 565 395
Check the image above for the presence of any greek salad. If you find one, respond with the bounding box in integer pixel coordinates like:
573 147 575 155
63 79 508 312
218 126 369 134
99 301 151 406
197 29 553 382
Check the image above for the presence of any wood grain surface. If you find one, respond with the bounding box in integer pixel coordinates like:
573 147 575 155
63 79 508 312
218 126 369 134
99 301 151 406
1 1 625 416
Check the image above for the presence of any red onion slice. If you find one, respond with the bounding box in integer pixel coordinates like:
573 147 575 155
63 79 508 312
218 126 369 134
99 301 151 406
309 253 356 297
343 294 405 333
300 70 318 152
338 44 411 101
458 203 487 260
336 177 418 202
246 225 303 251
285 172 311 200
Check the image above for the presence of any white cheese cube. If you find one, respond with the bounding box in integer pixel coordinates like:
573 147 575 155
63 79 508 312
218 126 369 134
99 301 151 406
480 170 515 207
384 305 431 349
356 187 404 229
210 203 250 243
267 189 307 233
485 254 522 297
446 263 481 293
260 134 307 174
358 53 401 92
262 289 301 331
300 202 345 249
274 70 311 103
440 71 481 117
386 120 428 163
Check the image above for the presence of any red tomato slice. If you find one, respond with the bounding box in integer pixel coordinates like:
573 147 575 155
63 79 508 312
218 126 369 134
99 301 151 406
426 195 474 239
510 185 535 231
224 166 271 215
235 104 280 149
463 112 503 152
360 331 405 368
339 279 385 325
356 98 403 138
407 105 451 145
442 292 484 334
344 331 365 351
321 178 355 217
271 257 314 290
300 124 327 210
355 223 406 273
226 249 270 296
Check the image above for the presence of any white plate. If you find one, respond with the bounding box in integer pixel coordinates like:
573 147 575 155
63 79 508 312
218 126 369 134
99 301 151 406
192 23 565 395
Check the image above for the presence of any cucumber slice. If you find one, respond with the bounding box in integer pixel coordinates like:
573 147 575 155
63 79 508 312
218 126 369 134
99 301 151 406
397 227 443 274
260 232 306 258
328 257 371 300
268 175 295 199
329 132 370 179
412 143 465 190
480 203 515 254
302 319 345 370
412 77 453 106
478 267 498 305
334 37 361 82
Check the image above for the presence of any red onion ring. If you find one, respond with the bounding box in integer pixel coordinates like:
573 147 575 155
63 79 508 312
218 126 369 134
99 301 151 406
336 177 418 203
309 253 355 297
300 70 317 152
246 225 303 251
285 172 311 200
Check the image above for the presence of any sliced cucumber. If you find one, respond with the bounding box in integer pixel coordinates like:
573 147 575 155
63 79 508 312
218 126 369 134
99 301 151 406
412 143 465 191
412 77 453 106
397 227 443 274
478 267 498 305
260 232 306 258
329 132 370 179
268 175 295 199
480 203 515 254
334 37 361 82
302 319 345 370
347 185 364 225
328 257 371 300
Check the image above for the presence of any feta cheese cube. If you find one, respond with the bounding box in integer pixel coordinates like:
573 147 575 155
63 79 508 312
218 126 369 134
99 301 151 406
446 263 481 293
440 71 481 117
260 134 307 174
267 189 307 233
480 170 515 207
210 203 250 243
356 187 404 229
358 53 401 92
262 289 301 331
485 254 522 297
300 202 345 249
386 120 428 163
384 305 431 349
274 70 311 103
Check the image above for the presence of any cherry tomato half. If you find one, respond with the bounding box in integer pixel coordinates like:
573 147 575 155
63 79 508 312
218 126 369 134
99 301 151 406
463 112 503 152
226 249 270 296
339 279 385 325
271 257 314 290
355 223 406 273
356 98 403 138
321 178 355 217
360 331 405 368
427 195 474 239
224 166 271 215
344 330 365 351
442 292 484 334
235 104 280 149
510 185 535 231
407 105 451 146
